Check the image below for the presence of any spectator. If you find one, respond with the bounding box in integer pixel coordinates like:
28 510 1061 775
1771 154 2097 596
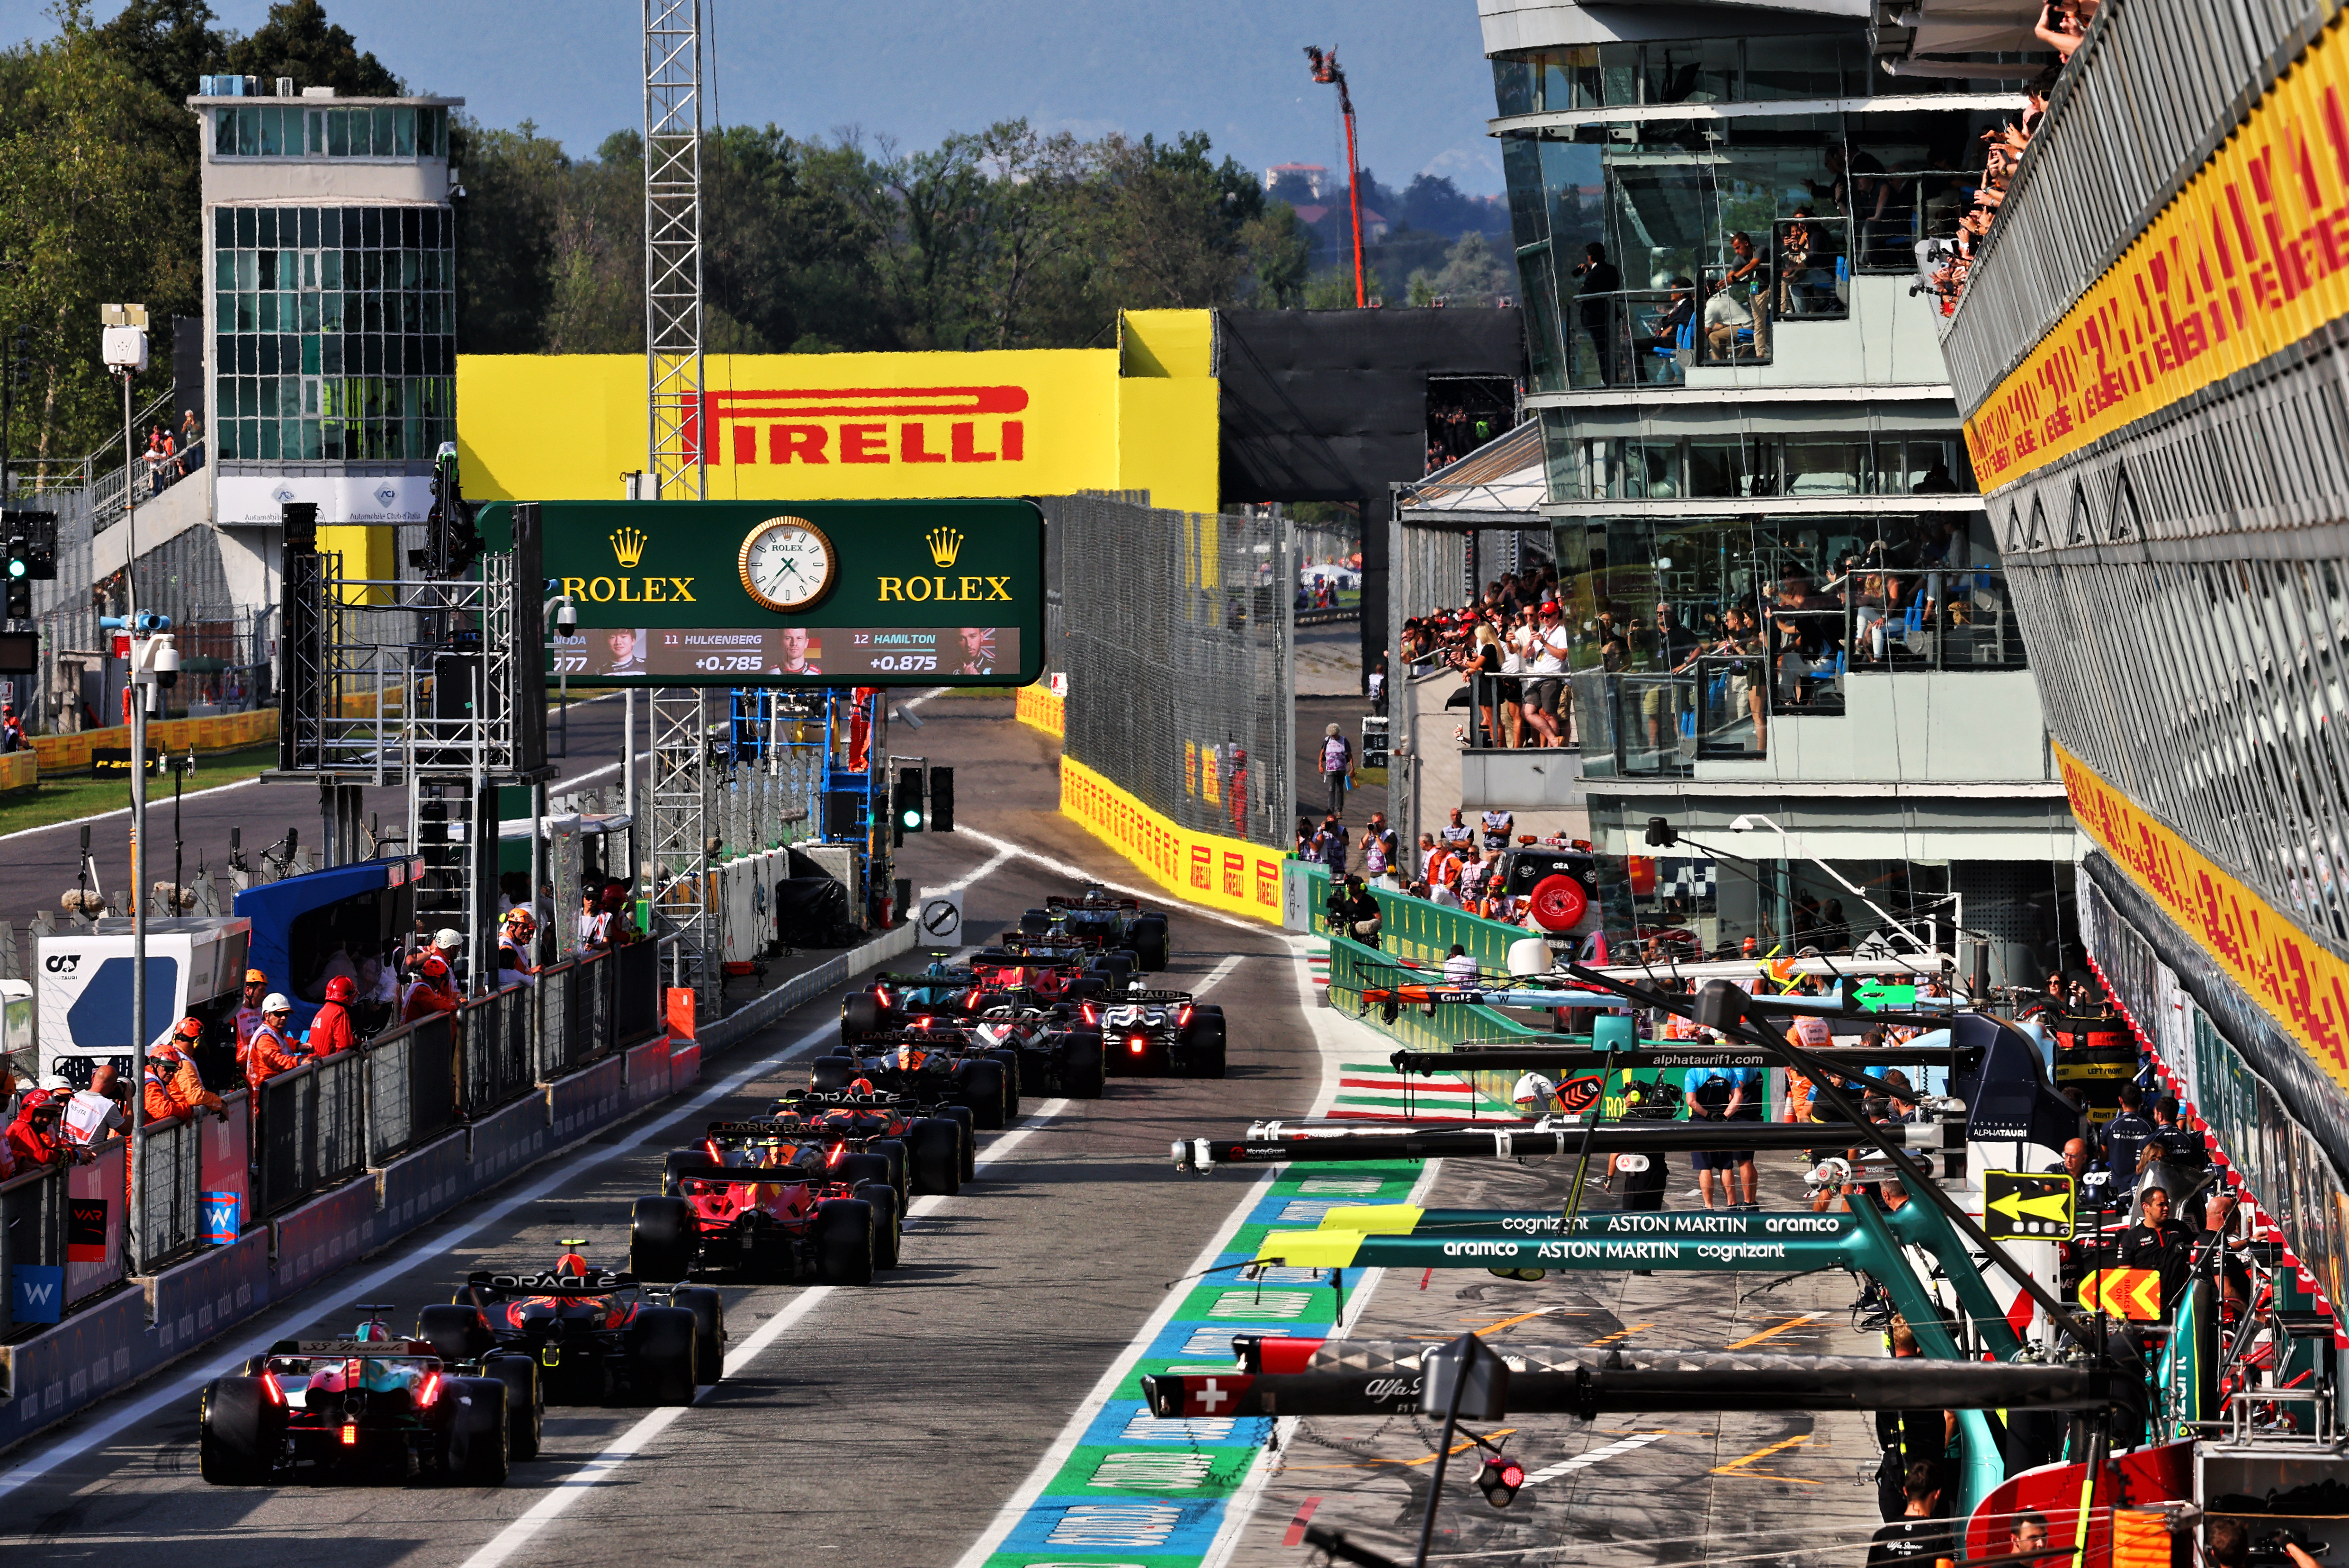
307 975 360 1057
1318 724 1353 820
1439 807 1476 852
1571 241 1621 385
1702 274 1760 362
143 1027 224 1122
1635 275 1696 367
1295 817 1317 860
403 934 465 1023
1442 943 1478 984
1522 605 1568 746
0 704 20 753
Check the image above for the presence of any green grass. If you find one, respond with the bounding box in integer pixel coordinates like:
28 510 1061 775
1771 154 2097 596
0 742 283 837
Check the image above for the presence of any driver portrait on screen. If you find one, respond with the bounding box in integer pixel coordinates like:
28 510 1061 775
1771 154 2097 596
603 628 646 675
770 626 821 676
954 627 995 675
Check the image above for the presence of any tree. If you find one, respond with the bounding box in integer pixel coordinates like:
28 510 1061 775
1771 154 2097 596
451 119 565 353
1238 201 1311 308
1090 131 1257 314
1408 232 1511 307
222 0 400 96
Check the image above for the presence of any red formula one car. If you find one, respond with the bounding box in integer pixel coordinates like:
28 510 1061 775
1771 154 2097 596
416 1251 720 1409
631 1129 894 1283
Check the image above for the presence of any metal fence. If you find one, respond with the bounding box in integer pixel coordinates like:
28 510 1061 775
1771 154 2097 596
258 1049 369 1217
1047 494 1295 846
137 1113 206 1267
461 985 536 1110
1943 0 2332 409
366 1014 458 1166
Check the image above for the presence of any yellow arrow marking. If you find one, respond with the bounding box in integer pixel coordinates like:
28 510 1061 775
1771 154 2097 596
1710 1433 1821 1482
1988 1187 2074 1224
1726 1313 1818 1350
1254 1229 1365 1269
1317 1204 1423 1234
1587 1322 1653 1347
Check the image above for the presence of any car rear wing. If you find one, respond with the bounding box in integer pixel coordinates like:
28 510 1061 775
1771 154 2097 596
664 1160 826 1187
1116 989 1196 1004
779 1089 918 1111
872 971 979 987
1046 894 1140 911
466 1269 636 1297
860 1028 975 1046
270 1338 439 1356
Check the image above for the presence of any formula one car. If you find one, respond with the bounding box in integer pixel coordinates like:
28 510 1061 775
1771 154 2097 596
965 998 1107 1099
1016 888 1170 971
774 1087 973 1194
839 958 1115 1043
1098 989 1225 1078
632 1125 895 1281
813 1028 1015 1129
199 1308 519 1486
415 1249 720 1409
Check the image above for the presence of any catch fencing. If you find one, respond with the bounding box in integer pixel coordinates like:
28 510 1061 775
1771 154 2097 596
1046 494 1295 847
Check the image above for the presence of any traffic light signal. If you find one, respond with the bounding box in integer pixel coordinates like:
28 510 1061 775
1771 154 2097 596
929 767 955 832
4 530 27 621
1475 1456 1524 1509
20 511 55 579
895 766 926 835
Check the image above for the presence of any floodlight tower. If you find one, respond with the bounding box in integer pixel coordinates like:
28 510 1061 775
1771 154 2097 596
1304 45 1366 308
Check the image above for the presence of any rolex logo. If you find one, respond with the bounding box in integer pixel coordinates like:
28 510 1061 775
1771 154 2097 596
926 527 964 569
610 527 647 569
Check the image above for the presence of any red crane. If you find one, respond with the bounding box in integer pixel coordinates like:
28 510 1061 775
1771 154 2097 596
1304 45 1366 308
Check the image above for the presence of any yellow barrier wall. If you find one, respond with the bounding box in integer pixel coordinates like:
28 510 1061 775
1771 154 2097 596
32 707 275 772
457 311 1220 516
1059 755 1284 926
2058 739 2349 1093
1015 684 1065 738
0 752 34 793
1968 13 2349 488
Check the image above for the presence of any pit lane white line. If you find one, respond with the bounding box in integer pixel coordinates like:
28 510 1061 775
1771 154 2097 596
920 841 1016 897
459 1095 1072 1568
1519 1429 1670 1488
0 1004 844 1499
948 937 1341 1568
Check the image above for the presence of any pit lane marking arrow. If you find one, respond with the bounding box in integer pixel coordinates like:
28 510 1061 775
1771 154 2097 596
1989 1189 2074 1226
2076 1267 2164 1321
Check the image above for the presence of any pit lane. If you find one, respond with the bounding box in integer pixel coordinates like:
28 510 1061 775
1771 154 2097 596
0 700 1317 1567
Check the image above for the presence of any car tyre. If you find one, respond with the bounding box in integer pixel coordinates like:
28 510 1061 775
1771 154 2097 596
854 1180 902 1269
197 1377 278 1485
809 1057 856 1093
990 1048 1023 1114
840 992 881 1041
868 1136 909 1207
906 1117 961 1195
815 1197 875 1286
1061 1030 1105 1098
939 1104 977 1181
628 1307 699 1406
485 1355 542 1460
628 1195 698 1282
459 1378 511 1484
672 1286 725 1385
838 1150 893 1189
1131 917 1169 971
955 1058 1007 1130
1019 907 1053 934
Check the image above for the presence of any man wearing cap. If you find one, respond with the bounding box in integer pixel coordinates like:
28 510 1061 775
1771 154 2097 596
403 931 465 1023
232 969 270 1066
145 1021 225 1122
3 1086 63 1170
307 976 359 1059
243 995 307 1090
497 908 540 988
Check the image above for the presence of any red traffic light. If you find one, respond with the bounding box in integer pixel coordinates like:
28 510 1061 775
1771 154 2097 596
1476 1457 1524 1509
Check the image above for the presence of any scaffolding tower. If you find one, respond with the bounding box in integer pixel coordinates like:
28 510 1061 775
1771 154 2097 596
643 0 704 502
649 686 715 1010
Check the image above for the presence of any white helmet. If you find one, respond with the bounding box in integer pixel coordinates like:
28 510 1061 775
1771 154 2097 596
434 927 464 951
262 992 293 1013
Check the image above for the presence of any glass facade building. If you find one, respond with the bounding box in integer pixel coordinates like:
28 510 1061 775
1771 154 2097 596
192 89 461 535
1478 0 2077 976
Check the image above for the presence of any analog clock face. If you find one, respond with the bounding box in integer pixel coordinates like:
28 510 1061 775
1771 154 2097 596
738 517 836 613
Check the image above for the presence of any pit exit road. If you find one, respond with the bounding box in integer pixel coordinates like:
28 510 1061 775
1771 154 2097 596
0 699 1321 1567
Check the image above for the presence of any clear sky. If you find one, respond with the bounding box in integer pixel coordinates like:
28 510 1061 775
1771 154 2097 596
2 0 1505 193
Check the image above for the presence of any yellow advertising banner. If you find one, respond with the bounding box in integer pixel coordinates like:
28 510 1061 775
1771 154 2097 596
1060 756 1285 926
456 311 1220 515
1966 13 2349 490
2056 740 2349 1095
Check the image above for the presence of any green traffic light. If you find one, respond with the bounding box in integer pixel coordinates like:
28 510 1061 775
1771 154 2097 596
900 807 921 829
5 560 22 578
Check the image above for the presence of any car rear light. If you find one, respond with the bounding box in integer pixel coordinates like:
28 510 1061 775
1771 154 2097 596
417 1370 440 1408
1128 1036 1148 1055
874 988 892 1010
1177 1004 1194 1028
1081 1004 1099 1026
260 1372 287 1406
340 1425 358 1446
826 1143 844 1168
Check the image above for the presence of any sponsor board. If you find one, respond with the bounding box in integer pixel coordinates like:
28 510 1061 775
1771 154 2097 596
1965 13 2349 485
1059 756 1284 926
216 474 432 526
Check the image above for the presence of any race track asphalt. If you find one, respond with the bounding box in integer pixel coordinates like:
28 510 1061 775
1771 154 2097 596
0 697 1332 1567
